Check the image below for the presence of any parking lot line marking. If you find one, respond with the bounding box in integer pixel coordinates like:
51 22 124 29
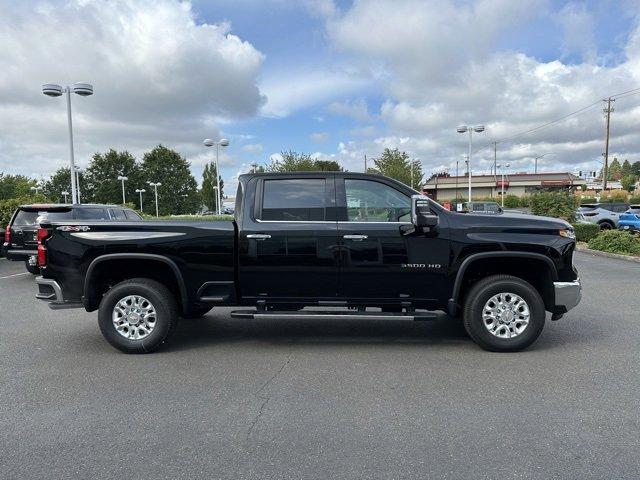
0 272 29 280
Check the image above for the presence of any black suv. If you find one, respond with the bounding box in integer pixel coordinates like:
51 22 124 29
2 204 143 273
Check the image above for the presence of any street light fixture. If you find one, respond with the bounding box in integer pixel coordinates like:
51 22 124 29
148 182 162 217
457 124 485 201
30 186 41 195
42 82 93 204
533 153 554 174
135 188 146 213
61 190 69 203
203 138 229 215
117 175 128 205
497 163 511 208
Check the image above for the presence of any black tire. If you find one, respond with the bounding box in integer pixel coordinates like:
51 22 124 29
181 306 213 319
24 260 39 275
462 274 545 352
98 278 178 354
598 221 614 230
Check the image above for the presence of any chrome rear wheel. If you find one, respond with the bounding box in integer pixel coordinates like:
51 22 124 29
112 295 157 340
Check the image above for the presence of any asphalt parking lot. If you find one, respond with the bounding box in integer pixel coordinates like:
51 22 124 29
1 252 639 480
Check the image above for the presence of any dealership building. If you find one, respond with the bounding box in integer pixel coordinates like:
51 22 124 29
423 172 585 200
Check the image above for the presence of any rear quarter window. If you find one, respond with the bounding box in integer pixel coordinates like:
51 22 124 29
125 209 142 220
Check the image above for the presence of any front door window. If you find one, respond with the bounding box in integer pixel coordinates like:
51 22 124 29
345 179 411 222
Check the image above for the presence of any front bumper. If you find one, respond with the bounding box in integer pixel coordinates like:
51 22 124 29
554 278 582 312
35 276 83 310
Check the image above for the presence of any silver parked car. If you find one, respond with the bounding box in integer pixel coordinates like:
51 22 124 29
578 203 630 229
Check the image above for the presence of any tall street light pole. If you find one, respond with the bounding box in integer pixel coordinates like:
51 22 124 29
42 82 93 204
135 189 146 213
117 175 128 205
457 124 485 201
203 138 230 215
61 191 69 203
74 166 82 203
149 182 161 217
497 163 511 208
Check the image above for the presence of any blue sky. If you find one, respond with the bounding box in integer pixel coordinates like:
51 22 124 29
1 0 640 195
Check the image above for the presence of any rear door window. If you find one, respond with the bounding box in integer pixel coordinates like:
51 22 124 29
261 178 327 221
75 208 110 220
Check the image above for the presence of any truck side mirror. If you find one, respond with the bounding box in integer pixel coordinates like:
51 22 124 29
411 194 438 227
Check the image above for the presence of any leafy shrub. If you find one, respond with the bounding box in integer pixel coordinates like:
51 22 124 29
579 196 598 205
503 195 520 208
518 196 531 207
588 230 640 256
601 191 628 202
629 196 640 205
572 222 600 242
530 191 577 222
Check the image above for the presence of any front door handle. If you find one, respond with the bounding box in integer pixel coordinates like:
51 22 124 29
247 234 271 240
343 234 368 241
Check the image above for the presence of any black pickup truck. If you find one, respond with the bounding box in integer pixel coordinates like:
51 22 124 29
34 172 581 353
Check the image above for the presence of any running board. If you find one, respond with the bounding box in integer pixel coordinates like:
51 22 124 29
230 310 438 321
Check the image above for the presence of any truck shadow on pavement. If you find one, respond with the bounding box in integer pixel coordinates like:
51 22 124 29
163 312 591 353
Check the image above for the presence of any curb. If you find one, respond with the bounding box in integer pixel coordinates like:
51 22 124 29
576 246 640 263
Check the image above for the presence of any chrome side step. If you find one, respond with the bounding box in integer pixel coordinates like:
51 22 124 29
230 310 438 321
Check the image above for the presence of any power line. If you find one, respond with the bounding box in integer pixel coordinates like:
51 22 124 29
473 86 640 155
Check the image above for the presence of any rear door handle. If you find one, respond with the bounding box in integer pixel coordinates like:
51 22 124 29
343 234 368 241
247 234 271 240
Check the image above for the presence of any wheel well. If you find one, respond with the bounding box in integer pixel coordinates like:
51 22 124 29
598 219 614 227
456 257 555 312
85 258 185 312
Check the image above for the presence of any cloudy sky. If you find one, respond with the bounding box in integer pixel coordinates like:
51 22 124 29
1 0 640 194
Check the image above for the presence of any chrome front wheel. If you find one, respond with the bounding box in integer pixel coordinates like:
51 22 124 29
112 295 157 340
482 292 530 338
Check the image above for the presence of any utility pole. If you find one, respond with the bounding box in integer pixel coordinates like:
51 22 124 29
603 97 614 190
364 154 367 173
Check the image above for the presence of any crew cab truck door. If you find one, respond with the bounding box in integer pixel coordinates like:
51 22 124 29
238 175 339 302
336 177 449 307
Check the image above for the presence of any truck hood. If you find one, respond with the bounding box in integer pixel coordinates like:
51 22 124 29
456 211 571 232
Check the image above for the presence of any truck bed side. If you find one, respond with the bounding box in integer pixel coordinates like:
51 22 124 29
40 220 236 312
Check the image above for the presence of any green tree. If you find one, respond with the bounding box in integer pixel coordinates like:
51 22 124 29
0 173 37 201
43 167 73 203
314 160 342 171
202 163 224 212
621 174 637 192
368 148 423 188
140 145 199 215
608 157 622 180
268 151 343 172
621 159 632 176
84 149 141 205
631 161 640 176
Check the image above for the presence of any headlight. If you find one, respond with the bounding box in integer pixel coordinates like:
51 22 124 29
559 229 575 239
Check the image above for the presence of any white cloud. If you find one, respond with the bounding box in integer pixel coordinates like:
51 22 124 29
260 70 370 117
319 0 640 177
242 143 264 153
326 98 370 121
310 132 329 143
556 2 597 63
0 0 265 177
